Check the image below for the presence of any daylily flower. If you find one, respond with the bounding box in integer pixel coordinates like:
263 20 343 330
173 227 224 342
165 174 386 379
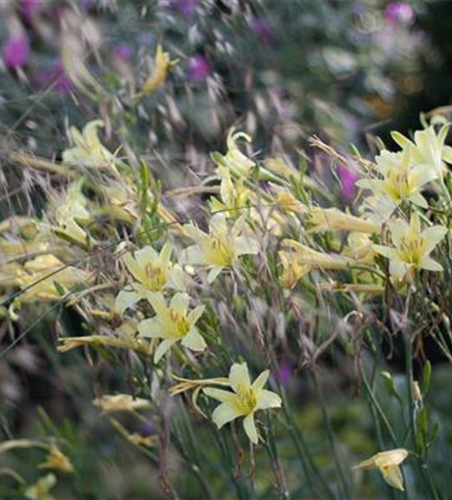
373 213 447 280
212 129 256 178
209 166 251 219
39 445 74 474
391 124 452 187
138 293 206 362
25 474 56 500
353 448 409 491
136 44 178 98
93 394 151 414
181 213 259 282
282 240 356 274
357 146 435 209
115 243 189 314
16 254 93 302
203 362 282 444
278 250 311 289
62 120 115 169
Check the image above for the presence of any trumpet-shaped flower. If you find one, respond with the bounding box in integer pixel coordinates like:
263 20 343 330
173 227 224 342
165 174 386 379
181 213 260 283
39 445 74 474
210 166 251 219
373 213 447 280
353 448 408 491
212 128 256 178
391 123 452 184
93 394 151 414
115 243 189 314
357 147 435 208
278 250 311 289
25 474 56 500
62 120 114 169
138 293 206 362
203 362 282 444
136 44 178 98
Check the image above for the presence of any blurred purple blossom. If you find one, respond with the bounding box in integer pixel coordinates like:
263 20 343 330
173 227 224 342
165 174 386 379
277 361 293 388
169 0 197 18
140 418 155 436
338 165 359 202
35 61 73 93
251 19 274 46
113 43 133 62
187 54 210 81
385 2 414 26
20 0 42 20
3 36 30 69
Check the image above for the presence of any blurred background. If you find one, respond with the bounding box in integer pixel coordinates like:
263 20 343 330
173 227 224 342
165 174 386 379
2 1 452 498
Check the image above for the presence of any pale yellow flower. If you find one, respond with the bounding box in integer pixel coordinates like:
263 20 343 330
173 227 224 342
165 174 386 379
203 362 282 444
115 243 189 315
282 240 356 273
136 44 178 98
25 474 56 500
309 207 381 234
93 394 151 414
39 445 74 474
278 250 311 289
138 292 206 362
210 166 252 219
16 254 93 302
62 120 114 169
373 213 447 280
357 146 435 208
392 123 452 184
181 213 260 283
353 448 409 491
212 128 256 178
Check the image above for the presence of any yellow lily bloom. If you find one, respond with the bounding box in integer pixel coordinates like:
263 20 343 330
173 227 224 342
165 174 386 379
210 166 252 219
62 120 114 169
138 292 206 362
357 146 435 208
373 213 447 280
181 213 260 283
282 240 356 273
93 394 151 414
203 362 282 444
278 250 311 289
16 254 93 302
39 445 74 474
353 448 408 491
115 243 189 314
391 123 452 184
212 128 256 178
136 44 178 98
25 474 56 500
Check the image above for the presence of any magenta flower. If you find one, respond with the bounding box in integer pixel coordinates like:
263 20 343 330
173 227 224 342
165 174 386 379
20 0 42 20
277 361 293 388
187 54 210 81
338 165 359 202
35 61 73 93
385 2 414 26
113 43 133 62
3 36 30 69
169 0 197 18
251 19 274 46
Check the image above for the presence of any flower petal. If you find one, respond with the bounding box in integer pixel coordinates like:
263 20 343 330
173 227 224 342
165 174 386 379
154 338 178 363
207 266 224 283
256 389 282 410
243 413 258 444
170 293 190 314
380 465 404 491
252 370 270 392
138 318 163 339
181 327 206 352
203 387 236 403
211 402 242 429
229 363 251 392
115 289 142 315
236 236 260 256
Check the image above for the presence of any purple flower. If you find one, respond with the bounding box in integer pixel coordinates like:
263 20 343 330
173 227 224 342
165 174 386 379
277 361 293 388
140 419 155 436
20 0 42 20
113 43 133 62
187 54 210 81
169 0 197 18
3 36 30 69
35 61 73 93
338 165 359 202
385 2 414 26
251 19 274 46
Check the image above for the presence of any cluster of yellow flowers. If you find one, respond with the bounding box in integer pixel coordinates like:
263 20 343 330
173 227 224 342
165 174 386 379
3 114 451 493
